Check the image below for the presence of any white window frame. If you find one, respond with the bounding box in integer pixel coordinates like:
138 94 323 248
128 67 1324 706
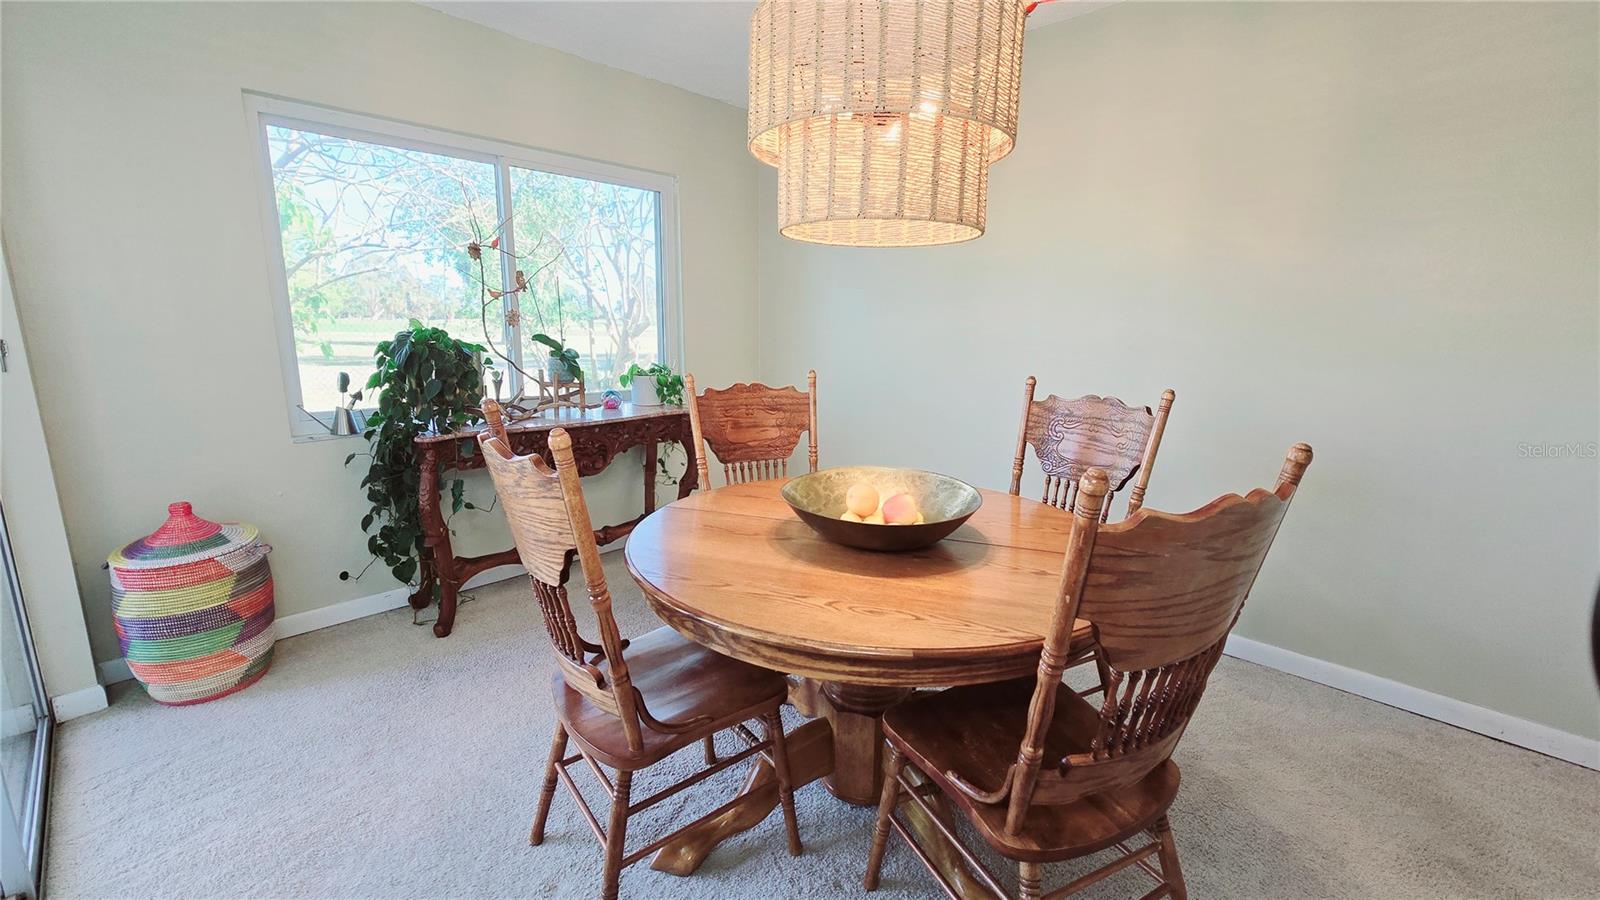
244 94 683 442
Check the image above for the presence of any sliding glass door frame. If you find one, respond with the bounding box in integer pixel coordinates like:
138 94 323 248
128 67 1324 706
0 503 53 899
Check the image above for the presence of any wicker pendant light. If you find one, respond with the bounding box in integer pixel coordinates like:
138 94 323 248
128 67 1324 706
749 0 1028 247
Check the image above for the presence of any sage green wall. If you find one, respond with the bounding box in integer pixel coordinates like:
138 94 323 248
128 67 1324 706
758 2 1599 738
2 2 761 666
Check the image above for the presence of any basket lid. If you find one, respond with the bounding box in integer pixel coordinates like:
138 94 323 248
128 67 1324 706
108 501 262 570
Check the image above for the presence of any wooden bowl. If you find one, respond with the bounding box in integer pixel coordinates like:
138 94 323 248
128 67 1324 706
781 466 983 552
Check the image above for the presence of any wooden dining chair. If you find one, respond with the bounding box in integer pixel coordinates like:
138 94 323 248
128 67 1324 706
1010 377 1176 523
685 370 817 487
866 443 1314 900
477 400 803 900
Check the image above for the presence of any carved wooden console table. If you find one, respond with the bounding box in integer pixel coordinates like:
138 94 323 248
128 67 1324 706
412 403 698 637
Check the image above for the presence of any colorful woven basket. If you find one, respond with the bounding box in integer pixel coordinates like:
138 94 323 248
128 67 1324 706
108 502 275 705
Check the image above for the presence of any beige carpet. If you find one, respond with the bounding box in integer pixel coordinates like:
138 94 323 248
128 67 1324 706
47 553 1599 899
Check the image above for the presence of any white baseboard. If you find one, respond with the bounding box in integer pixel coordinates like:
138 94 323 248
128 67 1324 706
94 557 560 685
51 684 108 722
1224 634 1599 770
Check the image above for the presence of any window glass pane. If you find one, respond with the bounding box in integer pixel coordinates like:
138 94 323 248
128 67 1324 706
266 125 500 412
507 167 661 392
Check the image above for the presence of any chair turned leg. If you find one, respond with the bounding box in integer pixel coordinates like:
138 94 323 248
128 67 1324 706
864 747 907 891
529 722 568 846
1019 861 1043 900
703 734 718 765
763 712 803 856
1153 815 1187 900
601 769 633 900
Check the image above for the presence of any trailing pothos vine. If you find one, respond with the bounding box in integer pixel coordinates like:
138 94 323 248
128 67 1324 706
345 320 489 587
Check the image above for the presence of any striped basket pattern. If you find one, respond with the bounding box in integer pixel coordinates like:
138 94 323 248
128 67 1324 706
108 502 276 705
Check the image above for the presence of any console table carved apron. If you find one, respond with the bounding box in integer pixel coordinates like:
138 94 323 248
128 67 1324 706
624 479 1093 894
412 404 698 637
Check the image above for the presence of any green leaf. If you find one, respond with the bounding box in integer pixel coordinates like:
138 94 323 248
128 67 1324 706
424 378 442 400
361 513 374 531
393 558 418 584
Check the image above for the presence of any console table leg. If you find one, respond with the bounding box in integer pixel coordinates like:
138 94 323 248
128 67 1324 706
406 553 435 611
417 446 462 637
644 441 658 514
677 433 699 498
433 578 461 638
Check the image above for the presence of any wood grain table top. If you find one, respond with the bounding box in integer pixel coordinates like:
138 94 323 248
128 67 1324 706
625 478 1091 686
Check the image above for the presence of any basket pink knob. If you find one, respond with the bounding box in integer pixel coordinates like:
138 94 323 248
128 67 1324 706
149 500 221 545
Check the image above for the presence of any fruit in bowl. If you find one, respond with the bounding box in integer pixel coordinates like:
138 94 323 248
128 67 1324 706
838 487 926 525
781 466 982 552
881 492 924 525
845 483 880 518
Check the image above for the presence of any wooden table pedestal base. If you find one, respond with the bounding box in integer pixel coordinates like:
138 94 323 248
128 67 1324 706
650 688 988 897
821 682 913 806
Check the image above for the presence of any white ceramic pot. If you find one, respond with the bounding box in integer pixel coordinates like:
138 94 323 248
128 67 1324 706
546 357 575 384
631 379 661 406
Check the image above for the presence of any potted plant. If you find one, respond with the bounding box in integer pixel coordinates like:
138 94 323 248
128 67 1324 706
346 320 487 588
620 362 684 407
531 333 582 384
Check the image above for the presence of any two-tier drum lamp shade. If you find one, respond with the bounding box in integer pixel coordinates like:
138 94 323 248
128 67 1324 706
748 0 1028 247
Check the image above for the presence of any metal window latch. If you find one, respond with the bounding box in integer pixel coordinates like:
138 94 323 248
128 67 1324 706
1 338 8 373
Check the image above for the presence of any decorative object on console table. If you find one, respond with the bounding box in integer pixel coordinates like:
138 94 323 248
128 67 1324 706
412 403 700 637
527 366 586 416
107 502 275 705
620 362 685 408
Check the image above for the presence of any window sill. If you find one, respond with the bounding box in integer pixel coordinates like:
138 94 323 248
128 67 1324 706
292 429 366 445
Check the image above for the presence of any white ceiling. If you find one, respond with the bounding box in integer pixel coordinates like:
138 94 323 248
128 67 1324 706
420 1 1113 107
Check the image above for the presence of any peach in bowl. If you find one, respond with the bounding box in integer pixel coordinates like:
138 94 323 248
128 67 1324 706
781 466 982 552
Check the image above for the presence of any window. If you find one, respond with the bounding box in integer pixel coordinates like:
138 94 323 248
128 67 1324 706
249 97 678 438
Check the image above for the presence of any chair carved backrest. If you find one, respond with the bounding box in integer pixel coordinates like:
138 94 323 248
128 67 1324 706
477 400 644 752
992 443 1313 834
686 371 818 487
1009 376 1175 521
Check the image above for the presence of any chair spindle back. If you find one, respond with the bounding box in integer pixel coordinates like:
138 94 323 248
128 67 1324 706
478 400 644 751
1001 443 1313 834
1009 377 1175 521
686 371 818 487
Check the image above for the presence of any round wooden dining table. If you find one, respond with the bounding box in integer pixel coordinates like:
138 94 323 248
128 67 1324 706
624 477 1093 884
